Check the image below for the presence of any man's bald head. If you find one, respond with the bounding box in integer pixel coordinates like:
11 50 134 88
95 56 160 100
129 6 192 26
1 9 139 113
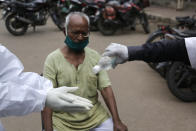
65 12 90 34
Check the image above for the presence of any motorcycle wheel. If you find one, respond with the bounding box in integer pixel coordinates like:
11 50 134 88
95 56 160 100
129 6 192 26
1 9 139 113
97 18 117 36
140 12 150 34
83 8 98 31
5 14 28 36
166 62 196 102
50 11 66 31
90 25 99 31
145 31 167 77
52 16 65 31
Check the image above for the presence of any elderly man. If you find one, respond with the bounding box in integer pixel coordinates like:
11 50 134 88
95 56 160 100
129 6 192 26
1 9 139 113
43 12 127 131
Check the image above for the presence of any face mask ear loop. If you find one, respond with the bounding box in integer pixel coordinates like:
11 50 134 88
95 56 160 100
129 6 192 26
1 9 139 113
65 27 68 36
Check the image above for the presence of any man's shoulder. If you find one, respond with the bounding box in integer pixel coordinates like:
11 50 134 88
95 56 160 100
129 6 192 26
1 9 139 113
46 49 61 61
85 47 100 58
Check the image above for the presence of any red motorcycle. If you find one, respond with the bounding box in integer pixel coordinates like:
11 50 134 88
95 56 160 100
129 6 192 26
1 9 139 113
63 0 106 31
97 0 150 35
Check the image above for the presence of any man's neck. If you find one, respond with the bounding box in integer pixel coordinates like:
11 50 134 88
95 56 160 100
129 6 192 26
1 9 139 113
61 46 85 68
69 47 84 55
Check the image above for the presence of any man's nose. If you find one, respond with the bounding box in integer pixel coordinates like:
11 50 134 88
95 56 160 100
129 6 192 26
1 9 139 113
77 34 85 41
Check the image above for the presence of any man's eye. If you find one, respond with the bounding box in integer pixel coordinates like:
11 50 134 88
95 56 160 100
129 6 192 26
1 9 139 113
72 32 88 36
82 32 88 36
72 32 80 35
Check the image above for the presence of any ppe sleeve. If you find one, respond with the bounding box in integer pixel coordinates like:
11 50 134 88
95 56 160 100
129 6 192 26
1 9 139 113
185 37 196 69
0 44 24 82
0 44 53 118
0 121 5 131
0 80 47 117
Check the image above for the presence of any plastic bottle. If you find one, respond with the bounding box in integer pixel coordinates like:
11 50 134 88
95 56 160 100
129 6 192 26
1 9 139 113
92 56 116 74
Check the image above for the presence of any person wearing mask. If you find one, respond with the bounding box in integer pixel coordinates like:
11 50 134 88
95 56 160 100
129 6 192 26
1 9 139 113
0 44 93 131
103 37 195 69
43 12 127 131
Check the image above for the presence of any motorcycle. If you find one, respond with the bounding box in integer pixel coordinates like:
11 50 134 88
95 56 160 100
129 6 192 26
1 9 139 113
145 25 196 77
64 0 106 31
51 0 71 30
176 14 196 30
82 0 106 31
97 0 150 35
0 0 5 9
1 0 65 36
166 61 196 102
0 0 10 11
146 25 196 102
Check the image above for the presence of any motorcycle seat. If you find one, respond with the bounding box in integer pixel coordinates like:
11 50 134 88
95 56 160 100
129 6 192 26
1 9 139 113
176 16 190 20
172 28 189 37
14 1 36 8
84 0 95 4
80 0 98 6
182 30 196 37
172 28 196 37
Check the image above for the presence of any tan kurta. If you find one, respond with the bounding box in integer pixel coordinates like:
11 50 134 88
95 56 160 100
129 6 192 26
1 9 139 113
43 47 111 131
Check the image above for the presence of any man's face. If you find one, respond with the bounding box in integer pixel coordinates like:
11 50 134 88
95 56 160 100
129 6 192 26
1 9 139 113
67 15 89 43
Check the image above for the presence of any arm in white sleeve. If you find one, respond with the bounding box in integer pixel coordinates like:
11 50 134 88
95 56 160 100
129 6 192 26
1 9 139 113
0 44 52 117
0 44 23 82
0 121 5 131
0 80 49 117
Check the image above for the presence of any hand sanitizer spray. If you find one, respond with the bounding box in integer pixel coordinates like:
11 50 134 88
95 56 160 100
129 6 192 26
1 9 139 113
92 56 116 74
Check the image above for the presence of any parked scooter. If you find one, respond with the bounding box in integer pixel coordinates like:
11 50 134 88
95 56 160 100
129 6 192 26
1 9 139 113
97 0 150 35
1 0 65 36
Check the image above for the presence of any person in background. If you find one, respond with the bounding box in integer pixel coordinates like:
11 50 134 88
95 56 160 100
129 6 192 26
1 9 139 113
103 37 195 68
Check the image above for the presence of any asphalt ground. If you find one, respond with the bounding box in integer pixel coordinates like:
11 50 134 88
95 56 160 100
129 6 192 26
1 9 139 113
0 17 196 131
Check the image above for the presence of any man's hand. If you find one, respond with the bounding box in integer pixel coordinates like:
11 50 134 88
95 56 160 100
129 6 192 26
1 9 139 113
114 120 128 131
45 86 93 112
103 43 129 67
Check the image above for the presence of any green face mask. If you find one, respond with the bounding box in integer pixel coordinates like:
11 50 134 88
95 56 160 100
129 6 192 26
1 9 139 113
64 36 89 52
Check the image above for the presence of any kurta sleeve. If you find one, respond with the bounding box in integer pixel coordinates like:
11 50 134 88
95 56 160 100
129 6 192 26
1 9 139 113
97 70 111 91
43 53 57 88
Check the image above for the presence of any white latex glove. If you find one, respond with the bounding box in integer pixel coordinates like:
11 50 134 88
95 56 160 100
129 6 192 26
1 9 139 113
45 86 93 112
103 43 129 67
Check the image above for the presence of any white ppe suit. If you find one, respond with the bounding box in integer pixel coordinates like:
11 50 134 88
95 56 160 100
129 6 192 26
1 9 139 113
0 44 52 130
0 44 93 130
